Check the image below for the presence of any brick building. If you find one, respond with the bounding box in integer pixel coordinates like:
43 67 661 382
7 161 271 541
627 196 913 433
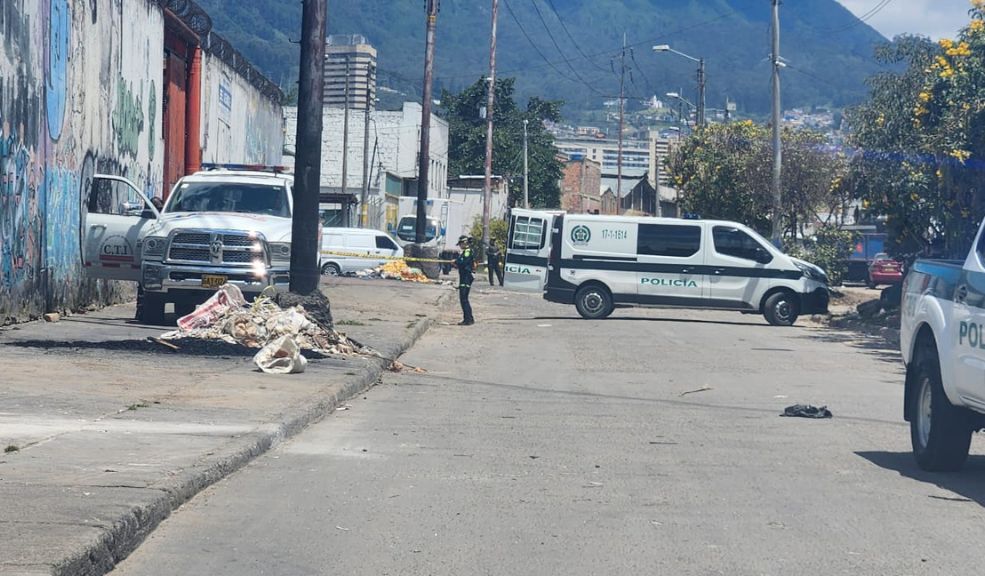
560 157 602 214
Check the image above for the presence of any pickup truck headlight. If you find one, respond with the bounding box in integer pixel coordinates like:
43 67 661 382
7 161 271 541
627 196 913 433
142 236 167 258
269 242 291 263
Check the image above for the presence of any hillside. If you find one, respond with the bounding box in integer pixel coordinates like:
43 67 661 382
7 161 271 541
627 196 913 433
196 0 889 117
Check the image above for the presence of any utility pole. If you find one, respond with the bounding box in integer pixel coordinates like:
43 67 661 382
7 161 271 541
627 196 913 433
341 56 350 226
481 0 500 251
697 58 706 128
770 0 783 246
360 74 372 228
523 118 529 209
616 33 627 214
415 0 439 244
289 0 327 295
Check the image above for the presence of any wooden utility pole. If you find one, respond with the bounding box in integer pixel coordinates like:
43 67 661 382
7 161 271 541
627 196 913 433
415 0 439 244
770 0 783 246
341 56 350 225
481 0 500 251
523 118 529 209
360 74 373 228
290 0 327 295
616 33 627 214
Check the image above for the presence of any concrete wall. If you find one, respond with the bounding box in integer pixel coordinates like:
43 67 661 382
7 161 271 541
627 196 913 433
0 0 283 323
1 0 165 323
200 52 283 166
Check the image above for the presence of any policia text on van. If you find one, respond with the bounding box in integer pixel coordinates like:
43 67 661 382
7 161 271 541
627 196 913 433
503 210 829 326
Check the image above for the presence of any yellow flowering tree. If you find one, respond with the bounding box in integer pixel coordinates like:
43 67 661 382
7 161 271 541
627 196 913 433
848 3 985 257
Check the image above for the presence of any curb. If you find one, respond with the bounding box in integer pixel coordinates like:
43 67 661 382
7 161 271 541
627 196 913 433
52 298 451 576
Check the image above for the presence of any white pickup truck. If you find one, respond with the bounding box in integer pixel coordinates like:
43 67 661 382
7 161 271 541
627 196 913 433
901 223 985 470
82 169 296 324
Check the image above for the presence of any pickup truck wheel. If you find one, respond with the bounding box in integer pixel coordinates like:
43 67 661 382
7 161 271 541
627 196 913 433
910 353 973 471
764 291 799 326
139 293 167 326
321 263 341 276
575 285 614 319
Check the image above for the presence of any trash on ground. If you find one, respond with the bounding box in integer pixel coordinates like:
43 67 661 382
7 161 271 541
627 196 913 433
680 386 713 397
147 336 180 351
353 260 431 283
389 360 427 373
780 404 833 418
253 335 308 374
161 285 363 367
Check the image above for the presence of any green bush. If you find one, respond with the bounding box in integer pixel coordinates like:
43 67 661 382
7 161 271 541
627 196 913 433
786 225 854 286
468 217 509 261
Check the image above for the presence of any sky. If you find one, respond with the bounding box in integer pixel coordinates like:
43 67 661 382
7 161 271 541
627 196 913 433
837 0 972 40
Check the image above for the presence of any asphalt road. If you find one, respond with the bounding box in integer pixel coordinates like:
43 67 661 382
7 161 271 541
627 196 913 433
112 287 985 576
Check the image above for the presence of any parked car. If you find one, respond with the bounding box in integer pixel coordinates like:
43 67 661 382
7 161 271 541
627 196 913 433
320 227 403 275
866 252 903 288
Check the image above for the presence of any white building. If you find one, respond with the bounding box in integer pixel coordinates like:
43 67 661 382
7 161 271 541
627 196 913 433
283 102 449 227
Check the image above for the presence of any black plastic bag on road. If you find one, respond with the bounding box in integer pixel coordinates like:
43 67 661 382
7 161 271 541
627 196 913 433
781 404 833 419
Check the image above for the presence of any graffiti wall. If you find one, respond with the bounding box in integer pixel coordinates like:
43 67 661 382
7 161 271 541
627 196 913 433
200 52 283 166
0 0 163 322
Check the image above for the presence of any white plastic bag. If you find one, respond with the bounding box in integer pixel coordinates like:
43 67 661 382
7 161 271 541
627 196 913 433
253 335 308 374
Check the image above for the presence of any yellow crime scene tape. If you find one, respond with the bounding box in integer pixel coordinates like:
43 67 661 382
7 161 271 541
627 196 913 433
319 249 455 264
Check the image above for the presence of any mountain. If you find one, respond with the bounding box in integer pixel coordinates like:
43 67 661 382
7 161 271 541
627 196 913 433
196 0 889 117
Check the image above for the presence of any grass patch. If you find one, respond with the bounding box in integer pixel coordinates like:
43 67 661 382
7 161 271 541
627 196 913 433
336 320 366 326
367 318 383 322
127 402 150 411
4 445 19 453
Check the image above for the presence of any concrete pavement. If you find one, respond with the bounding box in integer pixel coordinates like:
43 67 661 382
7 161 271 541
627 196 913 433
108 287 985 575
0 277 454 576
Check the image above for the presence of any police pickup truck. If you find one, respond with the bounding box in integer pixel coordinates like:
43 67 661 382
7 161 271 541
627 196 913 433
900 223 985 470
82 166 296 324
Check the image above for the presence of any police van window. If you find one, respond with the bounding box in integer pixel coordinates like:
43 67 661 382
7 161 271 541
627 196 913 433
88 178 146 216
375 235 398 250
512 216 545 250
637 224 701 257
713 226 772 262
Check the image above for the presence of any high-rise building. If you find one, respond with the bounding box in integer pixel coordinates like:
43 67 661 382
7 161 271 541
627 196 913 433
324 34 377 110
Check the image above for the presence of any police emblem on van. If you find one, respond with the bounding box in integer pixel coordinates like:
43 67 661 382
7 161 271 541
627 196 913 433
571 225 591 246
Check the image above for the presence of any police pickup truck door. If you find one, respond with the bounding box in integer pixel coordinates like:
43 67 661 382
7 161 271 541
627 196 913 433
635 222 705 304
504 212 551 292
81 175 159 282
952 236 985 405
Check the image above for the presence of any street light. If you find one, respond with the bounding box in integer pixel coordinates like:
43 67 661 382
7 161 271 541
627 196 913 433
665 92 695 136
653 44 705 128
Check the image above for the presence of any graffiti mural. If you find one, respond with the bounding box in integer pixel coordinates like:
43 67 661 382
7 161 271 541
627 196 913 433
46 0 70 141
112 75 145 159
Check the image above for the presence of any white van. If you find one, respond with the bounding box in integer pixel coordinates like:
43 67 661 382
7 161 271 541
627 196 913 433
503 209 829 326
320 227 403 275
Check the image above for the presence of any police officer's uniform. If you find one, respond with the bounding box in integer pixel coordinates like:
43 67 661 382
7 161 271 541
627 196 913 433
454 236 475 325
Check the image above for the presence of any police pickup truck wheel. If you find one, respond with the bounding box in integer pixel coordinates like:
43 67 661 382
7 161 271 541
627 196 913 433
140 293 166 326
321 263 341 276
910 352 973 471
763 291 799 326
575 285 614 319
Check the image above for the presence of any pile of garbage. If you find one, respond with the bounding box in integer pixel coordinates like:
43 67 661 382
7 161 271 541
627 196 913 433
354 259 431 283
160 285 363 374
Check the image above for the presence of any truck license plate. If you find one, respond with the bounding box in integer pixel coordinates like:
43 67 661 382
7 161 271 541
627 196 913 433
201 274 228 289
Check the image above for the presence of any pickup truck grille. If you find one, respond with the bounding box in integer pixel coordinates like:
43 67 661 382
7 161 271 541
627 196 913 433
167 231 265 267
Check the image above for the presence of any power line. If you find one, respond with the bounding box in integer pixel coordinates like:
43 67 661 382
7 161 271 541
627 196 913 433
542 0 612 74
528 0 612 91
501 0 609 96
821 0 895 34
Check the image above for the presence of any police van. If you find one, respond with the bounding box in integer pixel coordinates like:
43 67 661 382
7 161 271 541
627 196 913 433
503 209 829 326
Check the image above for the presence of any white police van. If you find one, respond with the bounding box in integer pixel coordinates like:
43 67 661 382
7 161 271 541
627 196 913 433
503 209 829 326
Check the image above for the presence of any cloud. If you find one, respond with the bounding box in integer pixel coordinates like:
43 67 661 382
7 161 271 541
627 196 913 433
838 0 971 40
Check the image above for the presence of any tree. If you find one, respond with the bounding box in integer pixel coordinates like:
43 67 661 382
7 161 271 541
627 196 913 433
846 8 985 258
440 78 564 208
665 122 846 237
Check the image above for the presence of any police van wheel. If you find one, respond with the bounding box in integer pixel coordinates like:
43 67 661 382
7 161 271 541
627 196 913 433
764 291 799 326
575 285 614 319
321 263 341 276
910 351 973 471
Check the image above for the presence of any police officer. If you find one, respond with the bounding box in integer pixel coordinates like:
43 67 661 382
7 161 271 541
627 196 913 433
486 242 504 287
454 235 475 325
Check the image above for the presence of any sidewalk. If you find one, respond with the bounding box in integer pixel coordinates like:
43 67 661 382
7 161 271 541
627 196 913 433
0 278 453 576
